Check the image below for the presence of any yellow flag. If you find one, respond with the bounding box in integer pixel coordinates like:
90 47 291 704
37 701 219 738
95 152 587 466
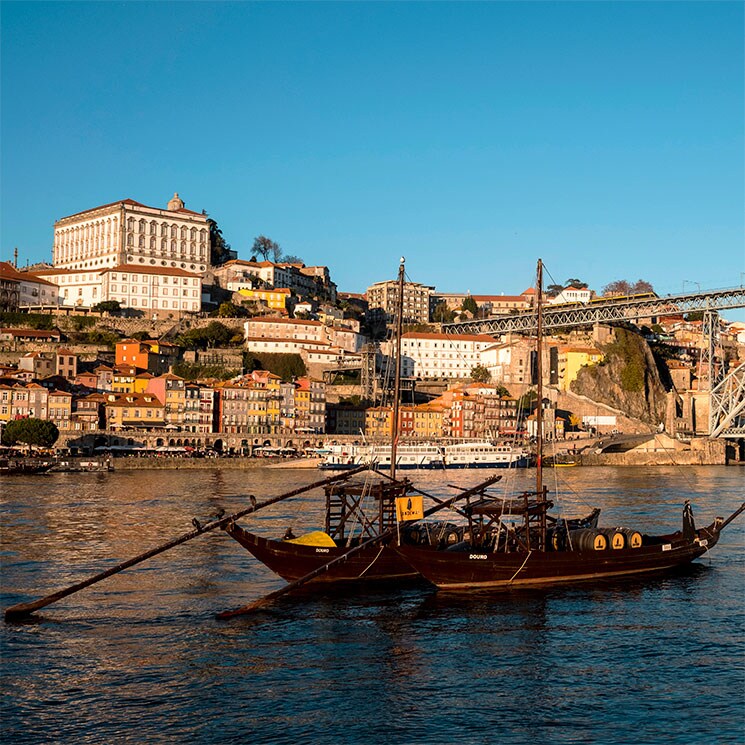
396 495 424 522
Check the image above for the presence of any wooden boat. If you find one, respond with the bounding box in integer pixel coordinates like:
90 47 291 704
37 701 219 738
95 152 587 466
395 496 743 589
392 260 745 590
221 260 532 588
0 457 55 474
223 259 427 585
223 475 421 584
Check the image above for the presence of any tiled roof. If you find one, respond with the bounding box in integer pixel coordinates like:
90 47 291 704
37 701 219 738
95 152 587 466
105 393 164 408
401 332 495 342
0 261 25 281
105 264 202 278
56 198 207 222
1 328 61 338
246 336 331 347
247 316 322 327
9 269 59 287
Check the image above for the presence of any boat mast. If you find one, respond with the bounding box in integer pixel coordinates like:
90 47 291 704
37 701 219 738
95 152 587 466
390 257 406 479
536 258 546 549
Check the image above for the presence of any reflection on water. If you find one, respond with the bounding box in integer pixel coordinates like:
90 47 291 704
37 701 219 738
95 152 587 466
1 466 744 744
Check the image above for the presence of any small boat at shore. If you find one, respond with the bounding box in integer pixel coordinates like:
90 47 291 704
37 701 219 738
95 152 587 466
0 457 56 475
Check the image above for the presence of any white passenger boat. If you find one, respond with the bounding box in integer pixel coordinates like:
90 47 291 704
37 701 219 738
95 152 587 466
319 441 532 470
318 443 445 470
443 441 533 469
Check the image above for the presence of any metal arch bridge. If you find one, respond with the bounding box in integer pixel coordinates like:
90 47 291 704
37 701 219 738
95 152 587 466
710 362 745 439
443 287 745 336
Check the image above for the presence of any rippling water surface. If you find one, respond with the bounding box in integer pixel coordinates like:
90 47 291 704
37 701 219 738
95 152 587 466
1 466 744 744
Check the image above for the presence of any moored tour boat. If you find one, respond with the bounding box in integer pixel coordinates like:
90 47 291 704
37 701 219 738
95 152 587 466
318 441 533 470
443 441 532 469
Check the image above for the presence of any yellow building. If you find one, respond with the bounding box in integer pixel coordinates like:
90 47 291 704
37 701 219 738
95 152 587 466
412 403 446 439
112 364 139 393
558 346 604 391
134 372 153 394
238 287 291 311
48 390 73 431
105 392 165 430
0 384 12 425
365 406 392 439
246 371 282 432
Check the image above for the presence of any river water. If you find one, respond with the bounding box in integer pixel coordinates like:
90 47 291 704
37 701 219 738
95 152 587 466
1 466 743 744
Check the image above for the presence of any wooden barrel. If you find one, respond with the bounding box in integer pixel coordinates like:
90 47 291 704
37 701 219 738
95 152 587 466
551 530 566 551
569 529 608 551
604 529 627 550
621 528 643 549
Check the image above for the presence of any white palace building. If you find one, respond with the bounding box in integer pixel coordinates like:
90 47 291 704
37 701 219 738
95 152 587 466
27 193 207 316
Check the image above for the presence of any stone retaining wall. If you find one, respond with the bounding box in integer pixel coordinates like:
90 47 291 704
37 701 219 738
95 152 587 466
112 456 270 470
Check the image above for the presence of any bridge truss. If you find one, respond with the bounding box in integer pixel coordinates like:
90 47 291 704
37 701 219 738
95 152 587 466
444 286 745 440
444 287 745 336
710 362 745 439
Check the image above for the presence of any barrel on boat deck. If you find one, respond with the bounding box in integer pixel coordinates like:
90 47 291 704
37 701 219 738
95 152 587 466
600 527 644 549
603 528 627 550
621 528 643 548
568 529 608 551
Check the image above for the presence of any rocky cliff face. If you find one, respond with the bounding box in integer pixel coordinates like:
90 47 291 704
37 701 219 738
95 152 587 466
570 328 669 426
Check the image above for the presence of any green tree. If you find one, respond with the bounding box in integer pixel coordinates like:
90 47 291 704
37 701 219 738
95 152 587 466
208 218 233 266
215 301 249 318
2 418 59 448
432 301 456 324
282 254 304 264
461 296 479 315
565 278 588 289
252 235 281 262
172 361 237 381
470 364 491 383
176 321 241 350
91 300 122 315
517 390 537 417
70 315 96 331
244 352 306 380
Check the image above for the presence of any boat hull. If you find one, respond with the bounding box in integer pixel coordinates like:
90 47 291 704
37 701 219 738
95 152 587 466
443 457 532 469
395 531 718 590
320 460 531 471
225 523 418 584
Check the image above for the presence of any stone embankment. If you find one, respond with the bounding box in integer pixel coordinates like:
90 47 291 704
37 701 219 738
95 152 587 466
112 456 317 470
579 450 726 466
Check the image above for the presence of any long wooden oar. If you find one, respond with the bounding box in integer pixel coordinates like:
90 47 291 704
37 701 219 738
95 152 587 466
4 466 368 621
217 473 503 619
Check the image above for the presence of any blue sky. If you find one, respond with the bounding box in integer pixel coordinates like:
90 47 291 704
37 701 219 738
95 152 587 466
2 2 743 311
